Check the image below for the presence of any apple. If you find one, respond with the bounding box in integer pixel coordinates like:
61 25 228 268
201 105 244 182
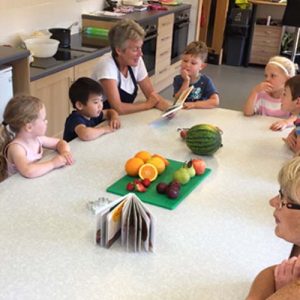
192 159 206 175
173 168 190 185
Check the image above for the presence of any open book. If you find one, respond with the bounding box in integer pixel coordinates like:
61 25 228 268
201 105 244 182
95 193 155 252
161 85 194 118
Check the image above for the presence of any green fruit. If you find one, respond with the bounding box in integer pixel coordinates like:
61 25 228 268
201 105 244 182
186 124 222 156
185 160 196 177
173 168 190 185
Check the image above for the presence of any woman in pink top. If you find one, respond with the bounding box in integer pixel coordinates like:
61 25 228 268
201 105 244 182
243 56 296 131
0 95 74 182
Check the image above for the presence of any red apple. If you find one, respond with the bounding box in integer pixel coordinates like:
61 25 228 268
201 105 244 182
192 159 206 175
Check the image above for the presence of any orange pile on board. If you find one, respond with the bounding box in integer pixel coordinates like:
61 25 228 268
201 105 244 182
124 151 169 181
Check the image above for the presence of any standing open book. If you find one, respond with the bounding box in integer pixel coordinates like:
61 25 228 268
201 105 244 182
161 85 194 118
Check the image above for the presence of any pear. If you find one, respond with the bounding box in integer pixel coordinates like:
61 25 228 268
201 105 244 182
173 168 190 185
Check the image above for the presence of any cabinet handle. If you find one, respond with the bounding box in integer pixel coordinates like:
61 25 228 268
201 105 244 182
158 68 168 75
159 50 169 57
161 36 171 42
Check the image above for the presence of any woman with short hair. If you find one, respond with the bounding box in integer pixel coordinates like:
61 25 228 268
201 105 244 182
246 157 300 299
92 19 170 115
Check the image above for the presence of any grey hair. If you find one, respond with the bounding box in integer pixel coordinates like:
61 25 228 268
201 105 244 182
278 156 300 204
109 19 145 57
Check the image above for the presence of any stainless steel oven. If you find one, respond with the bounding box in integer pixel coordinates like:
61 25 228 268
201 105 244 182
140 20 157 76
171 9 190 64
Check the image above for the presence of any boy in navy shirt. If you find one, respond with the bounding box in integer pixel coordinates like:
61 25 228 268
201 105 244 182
63 77 120 142
173 41 219 109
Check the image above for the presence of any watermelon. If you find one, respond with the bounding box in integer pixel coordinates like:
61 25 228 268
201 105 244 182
185 124 223 156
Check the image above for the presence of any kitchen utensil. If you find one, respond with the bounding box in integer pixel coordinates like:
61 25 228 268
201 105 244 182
106 158 212 210
24 38 59 58
49 28 71 48
67 21 79 30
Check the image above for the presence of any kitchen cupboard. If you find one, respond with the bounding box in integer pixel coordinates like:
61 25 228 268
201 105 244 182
30 57 102 137
152 13 175 92
249 24 283 65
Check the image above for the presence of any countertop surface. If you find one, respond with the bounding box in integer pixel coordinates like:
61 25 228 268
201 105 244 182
0 46 30 66
0 108 292 300
30 3 191 81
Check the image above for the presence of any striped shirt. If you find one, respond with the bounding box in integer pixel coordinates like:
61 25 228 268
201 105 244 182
254 91 289 118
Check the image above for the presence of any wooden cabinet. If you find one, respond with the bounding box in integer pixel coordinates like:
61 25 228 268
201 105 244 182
249 25 283 65
30 68 73 138
30 58 101 137
153 13 174 92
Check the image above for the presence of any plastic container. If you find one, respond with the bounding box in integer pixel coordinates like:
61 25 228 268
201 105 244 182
24 38 59 58
83 27 109 37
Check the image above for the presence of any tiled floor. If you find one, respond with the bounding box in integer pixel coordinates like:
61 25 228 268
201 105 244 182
160 63 265 111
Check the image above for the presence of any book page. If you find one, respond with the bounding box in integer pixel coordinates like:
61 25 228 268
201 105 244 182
161 85 194 118
105 199 126 248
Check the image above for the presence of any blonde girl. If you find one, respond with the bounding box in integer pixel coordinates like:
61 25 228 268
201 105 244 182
243 56 296 131
0 95 73 181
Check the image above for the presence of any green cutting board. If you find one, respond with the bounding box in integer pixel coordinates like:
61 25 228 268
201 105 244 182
106 159 212 210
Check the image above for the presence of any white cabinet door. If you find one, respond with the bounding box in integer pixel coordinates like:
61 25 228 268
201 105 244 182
0 66 13 123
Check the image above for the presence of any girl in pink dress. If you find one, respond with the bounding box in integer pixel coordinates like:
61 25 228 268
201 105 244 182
243 56 296 131
0 95 73 181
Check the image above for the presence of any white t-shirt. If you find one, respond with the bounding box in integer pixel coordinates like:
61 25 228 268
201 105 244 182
92 52 148 101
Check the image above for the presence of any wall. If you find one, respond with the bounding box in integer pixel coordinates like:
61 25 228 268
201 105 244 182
183 0 198 43
0 0 104 45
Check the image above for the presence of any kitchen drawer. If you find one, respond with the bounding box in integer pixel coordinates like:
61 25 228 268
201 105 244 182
158 14 174 38
156 34 172 51
155 49 171 69
250 48 279 65
253 25 282 39
153 65 174 92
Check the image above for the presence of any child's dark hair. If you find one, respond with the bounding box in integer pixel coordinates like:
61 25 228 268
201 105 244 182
184 41 208 62
0 95 43 181
285 75 300 101
69 77 103 108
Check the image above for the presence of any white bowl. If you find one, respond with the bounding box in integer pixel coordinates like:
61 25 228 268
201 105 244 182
19 29 52 43
24 38 59 58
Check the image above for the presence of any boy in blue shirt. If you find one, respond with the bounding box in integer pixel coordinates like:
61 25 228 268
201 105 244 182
63 77 120 142
173 41 219 109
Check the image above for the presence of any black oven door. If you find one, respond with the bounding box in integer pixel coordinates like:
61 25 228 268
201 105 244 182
142 31 157 76
171 19 190 63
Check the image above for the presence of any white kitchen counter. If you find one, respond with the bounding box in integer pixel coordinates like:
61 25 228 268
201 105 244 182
0 108 293 300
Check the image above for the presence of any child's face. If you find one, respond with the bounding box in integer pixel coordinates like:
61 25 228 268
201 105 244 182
80 93 103 118
181 54 205 79
264 64 288 93
281 86 298 113
30 105 48 136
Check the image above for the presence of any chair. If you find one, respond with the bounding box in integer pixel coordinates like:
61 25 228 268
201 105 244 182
282 0 300 62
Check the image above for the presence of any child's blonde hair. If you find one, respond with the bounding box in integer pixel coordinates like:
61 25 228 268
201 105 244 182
0 95 43 181
278 156 300 204
183 41 208 62
267 56 296 77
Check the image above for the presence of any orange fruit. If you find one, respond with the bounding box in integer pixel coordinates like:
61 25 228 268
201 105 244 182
152 154 170 166
125 157 144 177
135 150 152 163
138 163 158 181
147 156 165 174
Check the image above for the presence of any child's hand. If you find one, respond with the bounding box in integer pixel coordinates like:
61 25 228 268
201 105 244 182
270 120 290 131
183 102 196 110
60 151 74 165
254 81 273 94
52 155 68 169
109 118 121 130
181 69 190 83
274 256 300 291
283 130 297 150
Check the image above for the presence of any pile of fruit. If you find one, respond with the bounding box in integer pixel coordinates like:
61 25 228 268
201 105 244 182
155 159 206 199
125 151 169 192
179 124 223 156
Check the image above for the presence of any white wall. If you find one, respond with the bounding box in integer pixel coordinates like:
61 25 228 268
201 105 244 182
183 0 199 43
0 0 104 45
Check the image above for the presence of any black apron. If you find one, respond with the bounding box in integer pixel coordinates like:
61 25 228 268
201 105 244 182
103 57 138 109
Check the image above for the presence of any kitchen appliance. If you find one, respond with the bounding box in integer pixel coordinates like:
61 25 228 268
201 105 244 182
140 20 157 76
171 8 190 63
49 28 71 48
30 49 85 69
0 66 13 123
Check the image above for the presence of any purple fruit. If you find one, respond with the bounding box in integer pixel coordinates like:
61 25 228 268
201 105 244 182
167 187 179 199
169 181 181 191
156 182 168 194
